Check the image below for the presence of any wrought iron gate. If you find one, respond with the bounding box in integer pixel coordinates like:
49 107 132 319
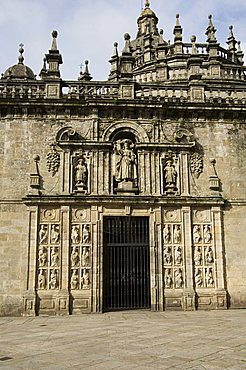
103 216 150 311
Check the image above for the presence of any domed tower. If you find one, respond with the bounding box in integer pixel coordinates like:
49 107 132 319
2 44 35 80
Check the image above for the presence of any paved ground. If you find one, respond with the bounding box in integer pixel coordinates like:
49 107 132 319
0 310 245 370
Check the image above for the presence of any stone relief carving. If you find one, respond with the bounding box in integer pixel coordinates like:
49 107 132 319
71 225 80 244
162 152 178 195
38 246 48 267
174 269 183 288
163 224 171 244
50 270 58 289
164 269 173 288
39 225 48 244
195 269 203 287
173 225 181 244
82 225 90 244
193 225 201 243
174 246 182 264
71 270 79 290
71 247 80 267
203 225 212 244
46 144 60 176
82 269 90 289
205 268 214 287
194 246 202 266
164 246 172 264
50 225 60 244
113 139 138 189
38 269 46 289
205 246 214 264
51 247 59 267
190 152 204 179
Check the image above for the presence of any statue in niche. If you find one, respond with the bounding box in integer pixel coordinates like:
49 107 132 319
38 269 46 289
194 246 202 265
113 139 137 186
82 269 90 289
203 225 212 244
39 225 48 244
81 247 89 266
195 269 203 287
38 246 48 267
82 225 90 244
51 247 59 267
71 270 79 290
163 224 171 244
165 269 172 288
71 246 80 267
205 268 214 287
163 156 177 193
50 225 59 244
164 246 172 264
174 269 183 288
174 246 182 265
50 270 58 289
173 225 181 244
74 157 88 191
71 225 80 244
205 246 214 264
193 225 201 243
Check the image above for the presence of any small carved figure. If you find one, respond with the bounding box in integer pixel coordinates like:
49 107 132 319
82 225 90 244
71 246 80 267
174 246 182 265
173 225 181 244
163 224 171 244
195 269 203 287
194 246 202 265
114 139 137 183
50 270 58 289
71 225 80 244
38 246 48 267
164 269 172 288
203 225 212 244
81 247 90 266
205 246 214 264
39 225 48 244
75 157 88 189
51 247 59 267
193 225 201 243
38 269 46 289
174 269 183 288
205 268 214 287
82 269 90 289
164 159 177 189
71 270 79 290
50 225 59 244
163 246 172 264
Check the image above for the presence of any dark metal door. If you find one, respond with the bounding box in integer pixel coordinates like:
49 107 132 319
103 216 150 311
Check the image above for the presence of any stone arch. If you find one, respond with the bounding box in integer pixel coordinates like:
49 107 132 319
102 121 150 143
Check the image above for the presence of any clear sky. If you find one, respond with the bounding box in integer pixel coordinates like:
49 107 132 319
0 0 246 81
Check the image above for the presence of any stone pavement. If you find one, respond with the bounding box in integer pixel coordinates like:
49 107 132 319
0 310 245 370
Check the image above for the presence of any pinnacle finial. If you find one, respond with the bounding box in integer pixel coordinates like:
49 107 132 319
51 30 58 50
18 43 24 64
176 14 180 26
145 0 150 8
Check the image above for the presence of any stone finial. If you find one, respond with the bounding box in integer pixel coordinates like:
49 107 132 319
206 15 217 43
237 41 244 64
79 60 92 81
176 14 180 27
113 42 119 58
122 33 131 55
108 42 120 81
145 0 150 8
51 30 58 50
173 13 183 50
209 158 221 195
29 155 41 195
191 35 198 54
227 25 237 62
18 43 24 64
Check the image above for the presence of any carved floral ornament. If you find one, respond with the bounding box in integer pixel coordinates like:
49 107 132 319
46 143 60 176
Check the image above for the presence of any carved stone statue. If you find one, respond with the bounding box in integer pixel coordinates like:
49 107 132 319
194 246 202 265
193 225 201 243
114 139 137 184
195 269 203 287
71 246 80 267
51 247 59 267
82 225 90 244
38 246 48 267
205 246 214 264
50 270 58 289
205 268 214 287
71 225 80 244
204 225 212 244
165 269 172 288
74 157 88 190
38 269 46 289
164 158 177 192
81 247 89 266
164 246 172 264
82 269 90 289
39 225 48 244
174 246 182 264
71 270 79 290
174 269 183 288
50 225 59 244
173 225 181 244
163 224 171 244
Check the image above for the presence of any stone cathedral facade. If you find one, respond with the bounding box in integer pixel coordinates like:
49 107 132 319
0 2 245 316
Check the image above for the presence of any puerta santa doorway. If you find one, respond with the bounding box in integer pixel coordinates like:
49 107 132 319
103 216 151 311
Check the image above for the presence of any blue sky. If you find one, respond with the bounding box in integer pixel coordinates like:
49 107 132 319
0 0 246 80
